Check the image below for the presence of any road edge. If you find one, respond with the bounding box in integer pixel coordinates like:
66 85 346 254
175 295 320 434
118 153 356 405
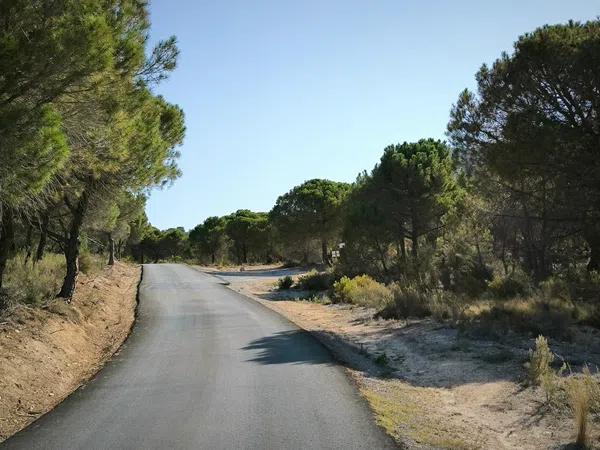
189 264 402 449
0 263 143 444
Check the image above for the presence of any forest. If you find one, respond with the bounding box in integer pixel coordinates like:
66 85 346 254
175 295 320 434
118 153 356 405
2 5 599 448
138 20 600 336
2 10 600 338
0 0 185 306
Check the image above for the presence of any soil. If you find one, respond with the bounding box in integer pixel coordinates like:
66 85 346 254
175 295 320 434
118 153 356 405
0 262 140 442
228 275 600 450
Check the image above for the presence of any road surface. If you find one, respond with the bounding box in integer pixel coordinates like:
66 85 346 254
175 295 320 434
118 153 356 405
2 264 395 450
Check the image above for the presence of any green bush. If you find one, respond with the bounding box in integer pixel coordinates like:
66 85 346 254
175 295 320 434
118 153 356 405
296 270 334 291
277 275 294 290
487 271 532 298
440 253 493 296
4 253 65 306
332 275 392 308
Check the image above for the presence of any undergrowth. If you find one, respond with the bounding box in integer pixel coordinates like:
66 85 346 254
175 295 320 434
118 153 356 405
3 253 65 307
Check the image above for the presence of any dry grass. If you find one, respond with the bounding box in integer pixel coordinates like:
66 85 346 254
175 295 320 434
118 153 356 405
78 251 105 275
458 296 598 339
567 374 591 448
527 335 554 386
358 375 478 449
3 253 65 307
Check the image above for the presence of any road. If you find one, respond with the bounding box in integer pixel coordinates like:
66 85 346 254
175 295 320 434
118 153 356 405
2 264 395 450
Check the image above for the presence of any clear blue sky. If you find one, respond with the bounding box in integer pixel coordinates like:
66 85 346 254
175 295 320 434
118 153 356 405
146 0 598 231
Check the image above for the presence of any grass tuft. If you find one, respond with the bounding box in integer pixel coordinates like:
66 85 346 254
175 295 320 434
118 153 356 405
526 335 554 386
567 373 591 448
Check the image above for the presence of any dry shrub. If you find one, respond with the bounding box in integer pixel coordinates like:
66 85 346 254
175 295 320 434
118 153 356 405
527 335 554 386
378 282 432 319
525 335 599 446
376 283 469 321
428 290 468 322
78 251 104 275
487 271 533 298
540 363 567 407
332 275 392 308
567 373 591 448
467 296 578 338
3 253 65 307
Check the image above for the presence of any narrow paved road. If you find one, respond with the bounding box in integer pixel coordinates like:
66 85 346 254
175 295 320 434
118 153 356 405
2 264 395 450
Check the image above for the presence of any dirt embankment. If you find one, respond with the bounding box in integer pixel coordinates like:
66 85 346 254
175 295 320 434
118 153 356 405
0 262 140 442
229 277 600 450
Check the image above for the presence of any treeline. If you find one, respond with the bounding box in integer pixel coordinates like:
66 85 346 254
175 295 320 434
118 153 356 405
181 20 600 303
0 1 185 301
132 179 350 266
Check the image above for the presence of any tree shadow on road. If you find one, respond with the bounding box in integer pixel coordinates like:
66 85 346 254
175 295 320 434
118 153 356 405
242 330 333 366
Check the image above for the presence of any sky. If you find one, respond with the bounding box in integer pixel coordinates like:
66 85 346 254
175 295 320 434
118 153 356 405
146 0 599 231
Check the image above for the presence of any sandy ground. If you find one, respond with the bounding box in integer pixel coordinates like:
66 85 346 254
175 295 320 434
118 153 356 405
196 263 291 273
224 272 600 450
0 262 140 442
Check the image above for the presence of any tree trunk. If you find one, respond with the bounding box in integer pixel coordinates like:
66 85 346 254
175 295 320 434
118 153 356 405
0 206 15 289
211 252 215 264
411 232 419 259
399 237 407 262
242 244 248 264
585 227 600 272
24 225 33 265
116 240 124 259
57 190 90 300
107 232 115 266
35 214 49 262
321 240 330 266
375 237 389 275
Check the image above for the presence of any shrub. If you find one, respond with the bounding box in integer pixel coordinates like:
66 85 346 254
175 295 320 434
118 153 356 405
378 282 432 319
3 253 65 306
488 272 532 298
374 352 389 366
277 275 294 290
79 251 103 275
539 276 571 301
469 297 576 338
440 252 493 296
296 270 334 291
527 335 554 386
540 363 566 407
332 275 392 308
308 293 331 304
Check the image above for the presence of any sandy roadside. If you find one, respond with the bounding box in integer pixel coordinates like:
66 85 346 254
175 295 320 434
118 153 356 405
0 262 140 442
225 276 600 450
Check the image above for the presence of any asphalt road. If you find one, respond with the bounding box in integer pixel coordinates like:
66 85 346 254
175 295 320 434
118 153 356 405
2 264 395 450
